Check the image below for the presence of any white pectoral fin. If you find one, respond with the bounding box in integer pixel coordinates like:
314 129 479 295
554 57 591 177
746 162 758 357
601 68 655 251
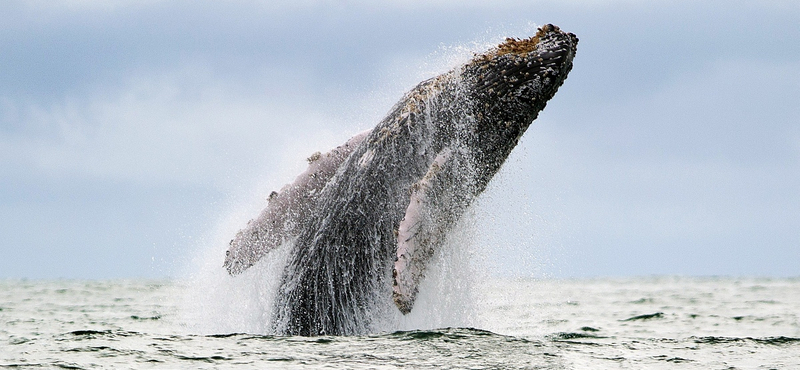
224 130 370 275
392 148 457 314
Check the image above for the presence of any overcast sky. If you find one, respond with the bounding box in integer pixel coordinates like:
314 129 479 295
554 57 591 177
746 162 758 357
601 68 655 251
1 0 798 279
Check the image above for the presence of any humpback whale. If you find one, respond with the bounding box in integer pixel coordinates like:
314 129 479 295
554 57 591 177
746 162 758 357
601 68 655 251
224 24 578 336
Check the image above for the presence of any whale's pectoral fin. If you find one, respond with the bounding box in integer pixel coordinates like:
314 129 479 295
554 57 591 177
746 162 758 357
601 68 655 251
392 147 475 314
224 130 371 275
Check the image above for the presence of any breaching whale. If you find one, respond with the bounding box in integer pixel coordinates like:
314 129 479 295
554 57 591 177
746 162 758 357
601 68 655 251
224 24 578 336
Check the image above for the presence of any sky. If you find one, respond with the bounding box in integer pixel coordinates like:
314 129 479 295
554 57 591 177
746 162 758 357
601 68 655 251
1 0 798 279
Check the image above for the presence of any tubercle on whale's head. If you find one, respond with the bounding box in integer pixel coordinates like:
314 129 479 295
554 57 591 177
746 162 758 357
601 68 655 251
465 24 578 122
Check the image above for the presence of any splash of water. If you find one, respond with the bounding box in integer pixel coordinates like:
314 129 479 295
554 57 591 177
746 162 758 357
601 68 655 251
178 213 485 335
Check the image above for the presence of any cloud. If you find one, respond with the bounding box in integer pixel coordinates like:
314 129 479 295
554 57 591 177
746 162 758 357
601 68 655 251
1 0 798 278
0 63 365 192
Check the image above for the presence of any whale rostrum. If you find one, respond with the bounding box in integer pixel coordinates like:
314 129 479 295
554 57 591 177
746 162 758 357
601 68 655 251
224 24 578 335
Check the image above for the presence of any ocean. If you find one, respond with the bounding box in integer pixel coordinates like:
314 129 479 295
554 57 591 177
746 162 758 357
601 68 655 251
2 276 798 369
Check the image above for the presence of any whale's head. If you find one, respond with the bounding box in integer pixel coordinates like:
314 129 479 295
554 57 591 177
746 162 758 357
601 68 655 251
467 24 577 119
461 24 577 173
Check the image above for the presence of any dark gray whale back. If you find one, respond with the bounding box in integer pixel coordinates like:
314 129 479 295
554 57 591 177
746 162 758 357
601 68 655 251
228 25 578 336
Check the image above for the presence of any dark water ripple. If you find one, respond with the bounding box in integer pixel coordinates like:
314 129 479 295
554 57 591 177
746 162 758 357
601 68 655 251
10 328 560 369
692 335 800 345
10 328 794 369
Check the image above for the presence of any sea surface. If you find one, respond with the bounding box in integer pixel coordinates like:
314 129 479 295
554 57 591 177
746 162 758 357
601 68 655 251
2 276 799 369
